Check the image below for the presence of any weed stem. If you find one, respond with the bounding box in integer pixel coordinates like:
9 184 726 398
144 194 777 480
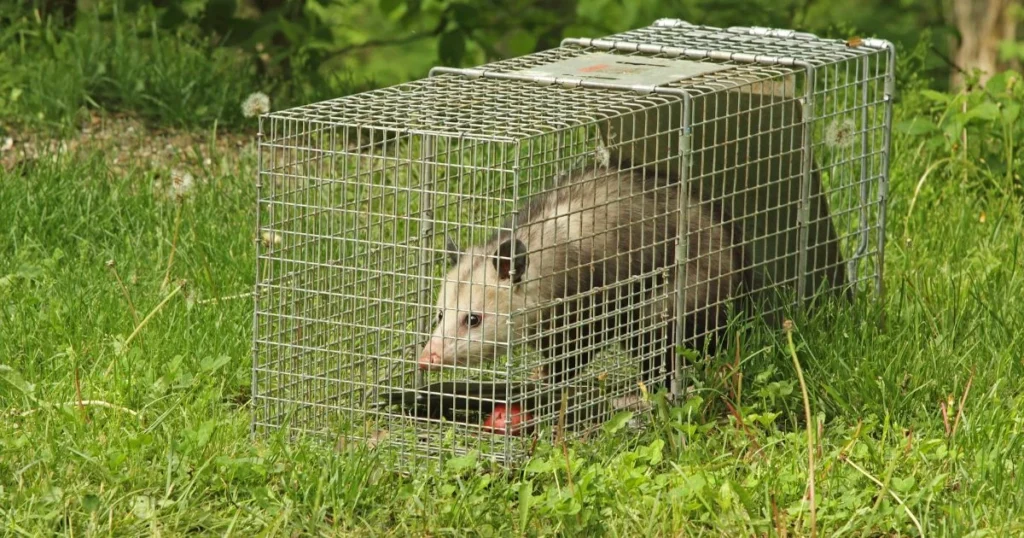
196 290 253 305
124 283 183 349
19 400 138 417
161 201 184 290
107 261 140 326
842 456 925 537
951 370 974 438
784 320 817 538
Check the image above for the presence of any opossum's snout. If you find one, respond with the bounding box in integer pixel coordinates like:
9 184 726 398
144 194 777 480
416 310 509 371
416 337 446 370
418 238 526 372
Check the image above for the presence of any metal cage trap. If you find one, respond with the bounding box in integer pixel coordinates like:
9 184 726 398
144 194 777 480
252 18 895 470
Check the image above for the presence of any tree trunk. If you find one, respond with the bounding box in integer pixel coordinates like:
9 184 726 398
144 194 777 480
951 0 1021 88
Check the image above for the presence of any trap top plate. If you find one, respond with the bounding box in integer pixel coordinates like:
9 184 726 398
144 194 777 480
515 52 732 87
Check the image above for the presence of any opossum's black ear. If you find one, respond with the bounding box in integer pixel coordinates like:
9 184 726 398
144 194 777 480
445 234 460 266
494 238 528 283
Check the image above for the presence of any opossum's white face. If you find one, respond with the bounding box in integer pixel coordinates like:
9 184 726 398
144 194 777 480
417 238 528 370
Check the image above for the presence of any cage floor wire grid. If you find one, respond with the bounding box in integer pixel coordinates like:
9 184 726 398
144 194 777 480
252 18 894 471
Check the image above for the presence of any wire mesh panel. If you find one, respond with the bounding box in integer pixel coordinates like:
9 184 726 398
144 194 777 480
252 18 894 471
563 20 895 314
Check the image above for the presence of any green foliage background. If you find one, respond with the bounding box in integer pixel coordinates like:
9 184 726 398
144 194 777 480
0 0 982 132
141 0 957 87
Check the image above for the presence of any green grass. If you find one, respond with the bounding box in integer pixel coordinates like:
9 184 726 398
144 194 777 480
0 4 370 135
0 10 240 133
3 12 1024 538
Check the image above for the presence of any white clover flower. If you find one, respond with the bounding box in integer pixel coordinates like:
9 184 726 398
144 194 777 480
825 117 857 149
242 92 271 118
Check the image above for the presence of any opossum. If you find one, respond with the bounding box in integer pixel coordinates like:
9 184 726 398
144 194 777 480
416 164 750 390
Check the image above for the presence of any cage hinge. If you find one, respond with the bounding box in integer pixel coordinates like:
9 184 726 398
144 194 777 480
727 25 819 41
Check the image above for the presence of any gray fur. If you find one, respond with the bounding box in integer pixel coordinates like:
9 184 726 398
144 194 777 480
429 164 750 388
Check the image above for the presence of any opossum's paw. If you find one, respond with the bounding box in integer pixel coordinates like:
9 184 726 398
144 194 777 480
481 403 532 436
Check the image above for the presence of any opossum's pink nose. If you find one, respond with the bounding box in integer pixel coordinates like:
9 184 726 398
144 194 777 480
417 338 445 369
417 352 443 370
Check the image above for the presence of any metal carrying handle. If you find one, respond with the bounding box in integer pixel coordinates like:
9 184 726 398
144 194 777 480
651 17 814 39
651 17 895 51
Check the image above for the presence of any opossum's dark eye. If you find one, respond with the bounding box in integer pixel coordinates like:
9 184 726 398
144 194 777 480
464 314 482 328
436 310 443 323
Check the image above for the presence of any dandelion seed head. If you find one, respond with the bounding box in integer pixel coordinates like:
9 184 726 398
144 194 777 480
242 92 271 118
825 118 856 149
170 169 195 200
